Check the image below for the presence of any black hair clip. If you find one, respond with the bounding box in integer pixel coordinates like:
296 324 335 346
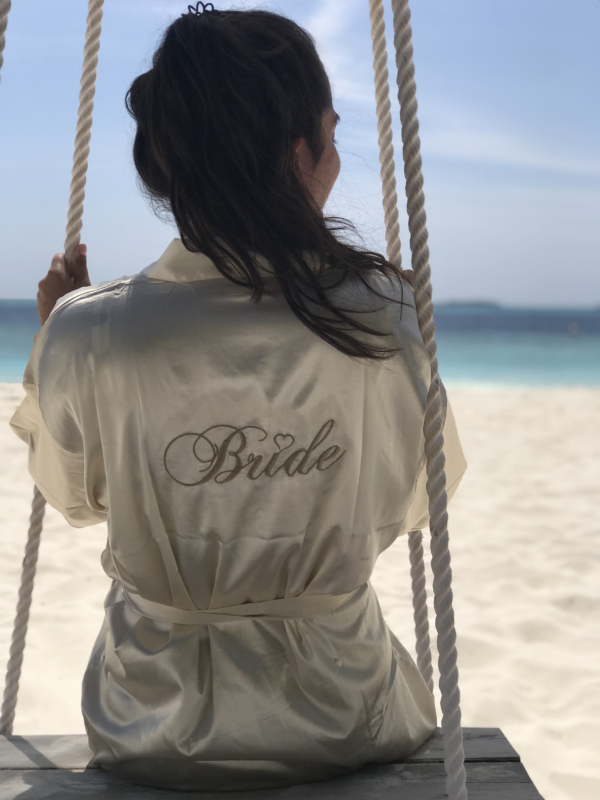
184 2 217 16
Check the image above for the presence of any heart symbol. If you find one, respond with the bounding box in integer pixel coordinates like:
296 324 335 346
274 433 294 451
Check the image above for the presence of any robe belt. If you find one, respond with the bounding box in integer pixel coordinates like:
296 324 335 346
120 583 364 626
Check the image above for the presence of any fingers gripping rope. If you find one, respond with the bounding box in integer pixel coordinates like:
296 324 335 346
389 0 468 797
0 0 104 736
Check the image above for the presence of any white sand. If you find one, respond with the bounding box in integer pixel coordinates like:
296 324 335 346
1 382 599 799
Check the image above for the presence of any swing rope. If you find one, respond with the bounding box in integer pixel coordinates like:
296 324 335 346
390 0 468 791
368 0 435 698
0 0 10 79
2 3 467 798
408 529 435 691
368 0 468 796
0 0 105 737
367 0 402 270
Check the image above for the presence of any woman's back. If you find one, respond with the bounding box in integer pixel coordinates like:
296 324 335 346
11 4 469 790
11 239 466 790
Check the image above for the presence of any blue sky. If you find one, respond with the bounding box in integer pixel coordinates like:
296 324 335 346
1 0 599 305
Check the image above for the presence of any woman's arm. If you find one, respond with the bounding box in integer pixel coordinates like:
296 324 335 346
11 249 108 527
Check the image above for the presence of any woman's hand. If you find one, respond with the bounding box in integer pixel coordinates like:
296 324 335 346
400 269 414 286
382 264 414 286
37 244 90 326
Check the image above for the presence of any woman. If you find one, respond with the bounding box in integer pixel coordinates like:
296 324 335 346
11 3 467 792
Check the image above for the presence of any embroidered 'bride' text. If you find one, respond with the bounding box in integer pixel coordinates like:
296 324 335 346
164 419 347 486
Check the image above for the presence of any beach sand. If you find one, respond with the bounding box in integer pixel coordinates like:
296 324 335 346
1 381 599 800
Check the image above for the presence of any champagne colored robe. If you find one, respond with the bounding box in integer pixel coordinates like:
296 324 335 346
10 239 467 791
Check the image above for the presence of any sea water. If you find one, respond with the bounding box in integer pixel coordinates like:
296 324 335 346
434 304 600 387
1 299 599 386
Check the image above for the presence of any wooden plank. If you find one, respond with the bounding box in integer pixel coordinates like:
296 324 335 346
406 728 520 763
0 762 544 799
0 734 94 770
0 729 543 799
0 728 518 771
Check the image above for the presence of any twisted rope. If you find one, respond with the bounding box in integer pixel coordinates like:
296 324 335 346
0 0 104 736
0 0 11 79
0 488 46 734
369 0 435 699
368 0 435 697
389 0 467 797
64 0 104 259
368 0 402 268
408 530 434 692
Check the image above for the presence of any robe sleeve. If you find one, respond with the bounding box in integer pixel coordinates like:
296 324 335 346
9 306 108 529
401 382 467 534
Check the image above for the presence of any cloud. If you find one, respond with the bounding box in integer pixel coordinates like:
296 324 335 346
303 0 378 105
420 104 600 178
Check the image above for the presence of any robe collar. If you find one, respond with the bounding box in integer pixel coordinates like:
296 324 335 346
146 238 327 284
146 238 239 283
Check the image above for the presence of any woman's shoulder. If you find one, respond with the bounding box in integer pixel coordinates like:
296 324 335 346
49 271 145 321
32 272 146 371
364 268 422 335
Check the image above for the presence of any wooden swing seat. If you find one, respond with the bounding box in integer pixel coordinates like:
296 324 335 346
0 727 543 798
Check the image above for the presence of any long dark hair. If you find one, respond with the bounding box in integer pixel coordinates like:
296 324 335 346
125 5 408 361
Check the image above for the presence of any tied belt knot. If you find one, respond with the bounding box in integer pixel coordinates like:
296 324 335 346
120 583 364 625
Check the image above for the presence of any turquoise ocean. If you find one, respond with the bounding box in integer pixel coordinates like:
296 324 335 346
1 299 600 386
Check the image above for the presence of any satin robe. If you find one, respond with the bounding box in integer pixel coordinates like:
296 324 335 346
10 239 467 791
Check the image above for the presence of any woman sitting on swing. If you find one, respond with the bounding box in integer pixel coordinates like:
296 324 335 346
11 3 466 792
